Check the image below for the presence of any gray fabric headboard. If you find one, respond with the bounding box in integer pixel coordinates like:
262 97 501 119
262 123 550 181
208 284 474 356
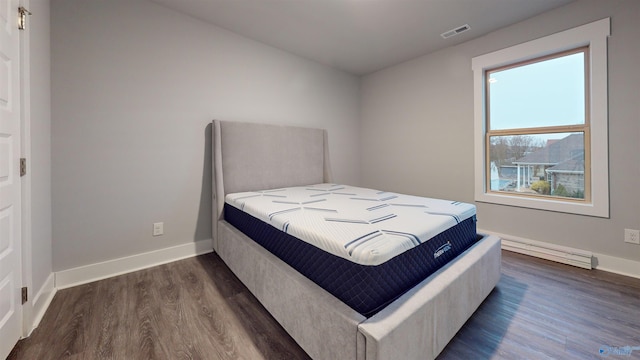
212 120 332 249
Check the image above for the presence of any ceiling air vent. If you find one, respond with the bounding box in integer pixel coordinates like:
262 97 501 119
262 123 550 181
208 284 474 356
440 24 470 39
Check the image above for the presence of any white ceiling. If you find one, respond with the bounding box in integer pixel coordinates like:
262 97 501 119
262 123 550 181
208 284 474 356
151 0 574 75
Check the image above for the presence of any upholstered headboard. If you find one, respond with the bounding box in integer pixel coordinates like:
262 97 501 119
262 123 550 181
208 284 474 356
211 120 332 250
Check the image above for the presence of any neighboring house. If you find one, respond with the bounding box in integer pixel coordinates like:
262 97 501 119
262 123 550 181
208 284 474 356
546 157 585 195
512 134 585 196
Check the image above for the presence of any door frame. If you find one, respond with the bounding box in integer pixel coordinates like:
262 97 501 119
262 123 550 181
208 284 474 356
19 0 34 338
0 0 26 355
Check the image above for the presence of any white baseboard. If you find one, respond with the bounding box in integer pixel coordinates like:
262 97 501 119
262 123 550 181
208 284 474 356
479 228 593 269
29 272 56 334
481 228 640 279
592 253 640 280
55 239 213 290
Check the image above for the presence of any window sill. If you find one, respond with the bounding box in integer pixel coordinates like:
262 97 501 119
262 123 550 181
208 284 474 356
475 191 609 218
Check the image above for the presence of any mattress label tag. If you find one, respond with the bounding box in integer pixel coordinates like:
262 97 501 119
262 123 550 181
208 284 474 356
434 241 452 259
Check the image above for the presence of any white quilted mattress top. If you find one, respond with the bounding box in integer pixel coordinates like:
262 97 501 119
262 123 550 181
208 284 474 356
225 184 476 266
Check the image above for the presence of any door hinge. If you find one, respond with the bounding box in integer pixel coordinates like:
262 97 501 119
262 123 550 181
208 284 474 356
20 158 26 177
18 7 31 30
22 287 28 304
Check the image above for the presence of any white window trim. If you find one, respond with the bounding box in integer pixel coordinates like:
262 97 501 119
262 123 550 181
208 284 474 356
472 18 610 218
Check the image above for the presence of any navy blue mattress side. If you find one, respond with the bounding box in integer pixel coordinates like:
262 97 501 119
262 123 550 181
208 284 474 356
224 203 479 318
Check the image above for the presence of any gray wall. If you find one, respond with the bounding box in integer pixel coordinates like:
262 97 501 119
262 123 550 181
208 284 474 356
51 0 361 271
361 0 640 262
27 0 52 299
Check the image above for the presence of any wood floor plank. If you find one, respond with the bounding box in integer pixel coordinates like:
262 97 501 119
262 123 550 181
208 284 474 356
56 283 94 358
8 250 640 360
177 258 246 359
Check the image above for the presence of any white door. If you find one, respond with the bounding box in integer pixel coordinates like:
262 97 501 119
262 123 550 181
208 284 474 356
0 0 23 358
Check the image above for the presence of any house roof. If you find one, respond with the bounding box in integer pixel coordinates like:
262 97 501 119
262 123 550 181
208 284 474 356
546 158 584 174
513 133 584 165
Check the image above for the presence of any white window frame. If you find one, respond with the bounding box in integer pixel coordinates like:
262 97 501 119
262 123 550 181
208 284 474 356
472 18 610 218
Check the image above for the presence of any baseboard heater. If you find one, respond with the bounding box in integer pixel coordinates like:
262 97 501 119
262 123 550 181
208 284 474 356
479 229 593 269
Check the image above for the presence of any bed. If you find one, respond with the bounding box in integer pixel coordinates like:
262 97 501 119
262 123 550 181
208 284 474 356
211 120 501 360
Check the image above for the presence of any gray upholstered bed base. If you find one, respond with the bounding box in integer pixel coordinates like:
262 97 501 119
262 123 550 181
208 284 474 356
212 120 501 360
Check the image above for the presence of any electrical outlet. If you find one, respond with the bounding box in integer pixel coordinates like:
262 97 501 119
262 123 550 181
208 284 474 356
624 229 640 245
153 222 164 236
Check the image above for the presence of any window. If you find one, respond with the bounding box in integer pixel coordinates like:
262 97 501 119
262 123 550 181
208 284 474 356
487 48 589 200
472 18 610 217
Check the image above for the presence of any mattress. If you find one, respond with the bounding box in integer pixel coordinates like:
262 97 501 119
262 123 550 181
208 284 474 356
224 184 479 317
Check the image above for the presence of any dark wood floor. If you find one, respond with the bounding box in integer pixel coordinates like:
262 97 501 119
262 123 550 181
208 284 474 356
439 252 640 360
9 250 640 359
